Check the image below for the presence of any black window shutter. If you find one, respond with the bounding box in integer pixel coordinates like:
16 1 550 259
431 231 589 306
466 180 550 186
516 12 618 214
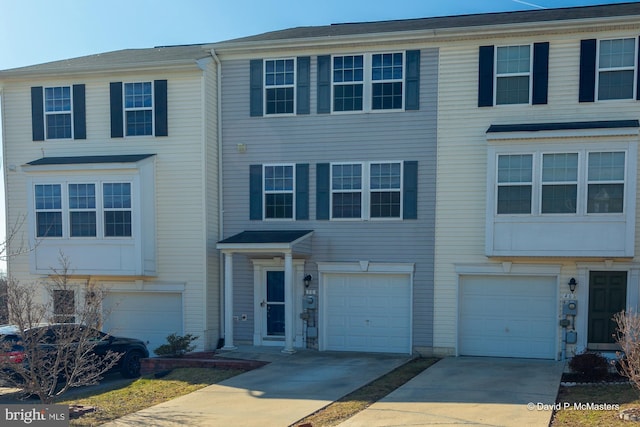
31 86 45 141
405 50 420 110
579 39 597 103
154 80 168 136
532 42 549 105
249 164 263 220
317 55 331 114
297 57 310 115
110 82 124 138
296 164 309 220
478 46 494 107
637 37 640 100
250 60 263 117
403 161 418 220
72 84 86 139
316 163 330 220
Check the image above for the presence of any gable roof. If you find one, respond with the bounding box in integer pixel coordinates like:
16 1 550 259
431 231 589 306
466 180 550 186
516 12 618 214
214 2 640 47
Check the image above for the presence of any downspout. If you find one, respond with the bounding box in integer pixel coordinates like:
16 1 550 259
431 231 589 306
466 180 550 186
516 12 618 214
210 49 225 347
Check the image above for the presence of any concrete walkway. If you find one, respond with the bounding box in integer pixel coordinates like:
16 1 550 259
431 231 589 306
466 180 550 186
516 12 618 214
338 356 565 427
102 348 410 427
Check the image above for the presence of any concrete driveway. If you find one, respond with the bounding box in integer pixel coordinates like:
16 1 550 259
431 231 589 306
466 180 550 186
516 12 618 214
338 356 565 427
103 348 410 427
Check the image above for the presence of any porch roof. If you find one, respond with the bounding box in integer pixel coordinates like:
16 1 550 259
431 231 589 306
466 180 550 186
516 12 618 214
216 230 314 253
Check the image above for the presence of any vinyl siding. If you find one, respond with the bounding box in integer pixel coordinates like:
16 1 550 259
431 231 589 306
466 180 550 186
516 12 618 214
220 48 437 349
1 66 220 350
435 28 640 353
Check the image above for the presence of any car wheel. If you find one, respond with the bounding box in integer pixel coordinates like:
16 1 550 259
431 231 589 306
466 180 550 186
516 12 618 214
120 351 143 378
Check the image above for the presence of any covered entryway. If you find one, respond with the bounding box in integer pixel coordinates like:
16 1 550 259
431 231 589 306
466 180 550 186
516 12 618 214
459 275 557 359
103 291 183 356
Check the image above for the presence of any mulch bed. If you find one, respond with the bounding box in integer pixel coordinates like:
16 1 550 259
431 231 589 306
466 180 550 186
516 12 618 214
561 372 630 385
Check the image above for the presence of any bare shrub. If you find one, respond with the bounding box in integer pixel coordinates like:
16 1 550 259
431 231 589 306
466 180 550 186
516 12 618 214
614 309 640 391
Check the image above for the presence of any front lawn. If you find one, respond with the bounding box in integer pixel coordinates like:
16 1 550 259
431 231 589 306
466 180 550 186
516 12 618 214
59 367 245 426
552 383 640 426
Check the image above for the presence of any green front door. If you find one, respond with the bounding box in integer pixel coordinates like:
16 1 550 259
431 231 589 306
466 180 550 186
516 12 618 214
588 271 627 350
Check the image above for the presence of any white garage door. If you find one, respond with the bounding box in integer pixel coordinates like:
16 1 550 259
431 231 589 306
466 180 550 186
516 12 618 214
322 273 411 354
459 276 556 359
103 292 183 357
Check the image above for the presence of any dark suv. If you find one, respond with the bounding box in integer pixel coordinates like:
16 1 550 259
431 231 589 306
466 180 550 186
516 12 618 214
0 324 149 378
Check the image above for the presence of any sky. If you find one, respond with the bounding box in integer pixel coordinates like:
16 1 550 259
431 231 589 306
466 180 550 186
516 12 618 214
0 0 636 270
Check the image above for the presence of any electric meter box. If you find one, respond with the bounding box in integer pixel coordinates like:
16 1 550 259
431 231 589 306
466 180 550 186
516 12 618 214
563 300 577 315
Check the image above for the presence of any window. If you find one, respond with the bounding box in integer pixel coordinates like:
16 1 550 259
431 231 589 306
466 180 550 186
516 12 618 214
332 52 405 112
104 183 132 236
44 86 72 139
496 151 625 215
598 38 636 100
35 184 62 237
264 59 295 114
124 82 153 136
53 290 75 323
263 165 294 219
34 182 132 238
495 45 531 105
333 55 364 112
331 162 402 219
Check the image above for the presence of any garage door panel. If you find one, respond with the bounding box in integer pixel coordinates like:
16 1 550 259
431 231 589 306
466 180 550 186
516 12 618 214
324 273 411 354
459 276 556 359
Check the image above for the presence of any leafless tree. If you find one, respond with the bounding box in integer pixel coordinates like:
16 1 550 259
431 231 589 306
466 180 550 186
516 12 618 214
614 309 640 391
0 255 122 404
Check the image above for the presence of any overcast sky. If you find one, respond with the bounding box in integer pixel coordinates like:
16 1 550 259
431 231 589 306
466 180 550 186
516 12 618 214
0 0 636 271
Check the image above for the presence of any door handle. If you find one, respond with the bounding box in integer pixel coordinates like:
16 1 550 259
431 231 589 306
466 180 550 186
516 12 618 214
260 300 266 307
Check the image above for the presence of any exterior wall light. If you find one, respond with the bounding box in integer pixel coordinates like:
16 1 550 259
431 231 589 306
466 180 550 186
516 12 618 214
568 278 577 293
304 274 312 288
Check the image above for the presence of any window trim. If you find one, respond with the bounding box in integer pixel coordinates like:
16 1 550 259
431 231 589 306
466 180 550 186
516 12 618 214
494 149 627 217
123 81 155 137
263 58 297 116
43 86 73 140
262 163 296 220
331 52 406 113
493 44 533 105
33 180 134 240
330 161 404 220
596 37 638 101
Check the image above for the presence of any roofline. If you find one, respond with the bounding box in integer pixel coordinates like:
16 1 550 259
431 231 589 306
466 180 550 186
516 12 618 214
208 4 640 54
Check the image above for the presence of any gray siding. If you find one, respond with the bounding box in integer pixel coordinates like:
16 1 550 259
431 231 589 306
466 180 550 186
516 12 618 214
220 49 438 349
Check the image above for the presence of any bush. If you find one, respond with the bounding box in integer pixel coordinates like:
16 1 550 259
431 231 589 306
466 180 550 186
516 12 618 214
569 351 609 381
154 333 198 357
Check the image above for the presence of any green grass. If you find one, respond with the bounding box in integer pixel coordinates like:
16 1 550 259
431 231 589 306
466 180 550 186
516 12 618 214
59 368 245 426
292 357 438 427
552 384 640 426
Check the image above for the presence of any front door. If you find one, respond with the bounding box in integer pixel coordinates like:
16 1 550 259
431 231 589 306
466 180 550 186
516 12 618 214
588 271 627 350
265 271 285 337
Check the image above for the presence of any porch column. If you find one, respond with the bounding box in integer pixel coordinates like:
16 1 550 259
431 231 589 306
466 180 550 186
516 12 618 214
222 252 237 350
283 252 295 354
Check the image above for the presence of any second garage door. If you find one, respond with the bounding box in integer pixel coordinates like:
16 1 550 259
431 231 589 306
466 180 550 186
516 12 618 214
103 291 183 357
321 273 412 354
459 275 556 359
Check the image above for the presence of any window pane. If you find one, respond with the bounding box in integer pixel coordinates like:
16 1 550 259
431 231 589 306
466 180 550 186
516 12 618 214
372 53 403 81
332 192 361 218
126 110 153 136
333 55 364 83
104 211 132 237
370 191 400 218
370 163 401 189
70 212 96 237
599 70 634 100
37 212 62 237
541 184 577 214
332 164 362 190
372 82 403 110
46 113 72 139
588 184 624 213
588 152 625 181
542 153 578 182
498 155 532 183
264 166 293 191
266 87 294 114
265 194 293 219
334 84 363 111
496 76 530 104
35 184 61 210
124 82 152 108
496 45 531 74
103 183 131 209
599 38 635 68
69 184 96 209
497 185 532 214
44 87 71 112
